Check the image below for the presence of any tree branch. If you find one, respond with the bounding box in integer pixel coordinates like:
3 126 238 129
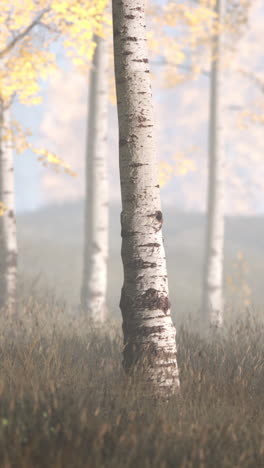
238 68 264 94
0 8 50 58
150 57 210 77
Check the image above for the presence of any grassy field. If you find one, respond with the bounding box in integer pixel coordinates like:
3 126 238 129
1 203 261 466
0 299 263 467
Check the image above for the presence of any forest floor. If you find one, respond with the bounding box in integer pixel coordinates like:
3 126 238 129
0 294 263 468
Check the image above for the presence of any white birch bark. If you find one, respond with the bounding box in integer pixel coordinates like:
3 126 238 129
202 0 226 328
80 35 109 323
0 101 17 313
112 0 180 395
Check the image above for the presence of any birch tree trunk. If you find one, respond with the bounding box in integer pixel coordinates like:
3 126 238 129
202 0 225 328
112 0 179 395
80 34 109 323
0 101 17 313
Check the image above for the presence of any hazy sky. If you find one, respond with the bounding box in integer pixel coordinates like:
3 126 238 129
14 0 264 215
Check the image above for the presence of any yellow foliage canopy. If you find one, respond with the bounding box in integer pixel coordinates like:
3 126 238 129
0 0 108 173
0 0 108 104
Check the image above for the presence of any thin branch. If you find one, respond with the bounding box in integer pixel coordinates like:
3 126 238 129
150 57 246 112
150 57 210 77
0 8 50 58
238 68 264 94
38 21 60 35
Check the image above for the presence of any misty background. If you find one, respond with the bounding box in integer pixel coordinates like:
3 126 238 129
14 0 264 321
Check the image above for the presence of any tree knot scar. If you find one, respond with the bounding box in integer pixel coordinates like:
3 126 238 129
155 211 163 223
147 211 163 231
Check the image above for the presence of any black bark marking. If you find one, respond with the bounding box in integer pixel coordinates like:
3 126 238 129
125 259 157 269
140 288 170 313
123 36 137 42
123 50 133 56
124 14 136 19
120 287 170 314
132 58 148 63
129 162 145 168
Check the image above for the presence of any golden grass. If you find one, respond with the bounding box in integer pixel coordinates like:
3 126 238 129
0 296 263 467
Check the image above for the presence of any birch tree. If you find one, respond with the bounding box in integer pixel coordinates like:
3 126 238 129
80 34 109 322
0 103 17 313
202 0 226 328
112 0 179 395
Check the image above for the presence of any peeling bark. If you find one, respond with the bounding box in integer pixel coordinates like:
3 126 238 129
0 102 17 313
202 0 225 329
112 0 179 395
80 34 109 323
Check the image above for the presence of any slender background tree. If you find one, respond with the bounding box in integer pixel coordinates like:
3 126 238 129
0 103 17 313
202 0 226 328
81 33 109 322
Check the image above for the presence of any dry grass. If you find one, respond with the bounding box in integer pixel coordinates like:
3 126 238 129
0 296 263 467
